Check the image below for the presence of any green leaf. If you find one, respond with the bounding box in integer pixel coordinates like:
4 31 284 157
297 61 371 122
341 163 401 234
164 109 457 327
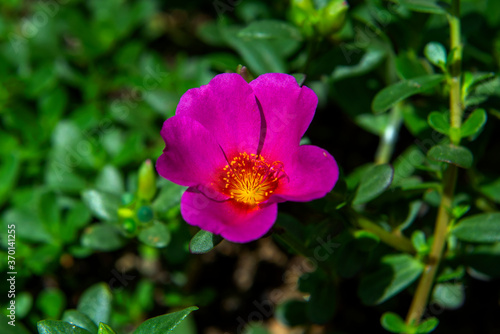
332 48 386 81
380 312 408 333
353 164 394 205
82 189 121 221
138 221 171 248
37 320 91 334
427 112 449 135
395 51 429 79
0 152 20 206
98 323 117 334
388 0 448 14
81 224 125 251
424 42 447 67
355 113 390 136
36 288 66 319
3 208 52 243
0 314 31 334
431 282 464 310
416 317 439 333
133 306 198 334
62 310 99 334
411 230 429 255
38 191 61 237
62 202 92 243
77 283 112 327
479 177 500 203
460 108 487 138
452 213 500 243
238 20 302 41
95 166 124 195
220 25 287 75
372 74 445 113
427 144 473 168
39 87 67 130
359 254 424 305
152 181 186 213
16 292 33 319
189 230 224 254
275 300 309 327
307 281 337 324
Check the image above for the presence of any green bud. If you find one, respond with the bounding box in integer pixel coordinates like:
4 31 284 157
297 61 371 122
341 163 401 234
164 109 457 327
289 0 317 38
137 205 154 223
317 0 349 36
123 218 138 236
138 159 156 201
289 0 349 38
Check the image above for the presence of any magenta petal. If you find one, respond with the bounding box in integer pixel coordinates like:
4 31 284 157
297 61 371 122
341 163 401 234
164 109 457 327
275 145 339 202
156 116 226 188
180 189 278 243
176 73 261 156
250 73 318 163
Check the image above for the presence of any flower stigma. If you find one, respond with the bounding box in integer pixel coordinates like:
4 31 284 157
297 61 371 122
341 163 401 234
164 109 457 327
221 152 287 208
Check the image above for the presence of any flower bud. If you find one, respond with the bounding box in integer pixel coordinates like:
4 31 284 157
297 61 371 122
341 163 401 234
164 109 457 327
317 0 349 36
289 0 349 38
137 205 154 223
138 159 156 201
123 218 138 236
289 0 316 38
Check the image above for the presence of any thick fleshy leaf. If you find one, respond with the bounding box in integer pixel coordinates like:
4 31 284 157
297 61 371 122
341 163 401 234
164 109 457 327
380 312 408 333
432 283 464 309
157 116 227 188
359 254 424 305
81 224 125 251
424 42 447 67
460 108 487 138
189 229 223 254
427 144 473 168
275 145 338 202
353 164 393 205
372 74 445 113
452 213 500 243
238 20 303 41
138 221 171 248
77 283 112 326
133 306 198 334
332 47 386 81
98 323 117 334
62 310 98 334
391 0 448 14
416 317 439 333
180 189 278 243
82 189 121 221
427 111 449 135
37 320 91 334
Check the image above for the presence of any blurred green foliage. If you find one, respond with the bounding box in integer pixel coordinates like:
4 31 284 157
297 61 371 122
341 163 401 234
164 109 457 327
1 0 500 333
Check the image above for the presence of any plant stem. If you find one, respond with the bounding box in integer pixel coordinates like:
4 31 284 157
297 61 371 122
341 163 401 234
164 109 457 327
405 0 463 327
404 165 457 326
375 102 404 164
449 0 463 133
358 217 415 254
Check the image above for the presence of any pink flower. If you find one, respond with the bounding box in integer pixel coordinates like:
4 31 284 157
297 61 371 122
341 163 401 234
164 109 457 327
156 73 339 243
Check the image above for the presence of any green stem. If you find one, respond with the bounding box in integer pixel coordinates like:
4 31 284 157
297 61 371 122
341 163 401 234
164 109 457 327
358 217 415 254
375 102 404 164
448 0 463 134
405 0 463 327
404 165 457 326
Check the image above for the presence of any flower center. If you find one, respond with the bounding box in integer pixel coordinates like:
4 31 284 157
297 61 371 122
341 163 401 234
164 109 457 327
221 152 286 207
